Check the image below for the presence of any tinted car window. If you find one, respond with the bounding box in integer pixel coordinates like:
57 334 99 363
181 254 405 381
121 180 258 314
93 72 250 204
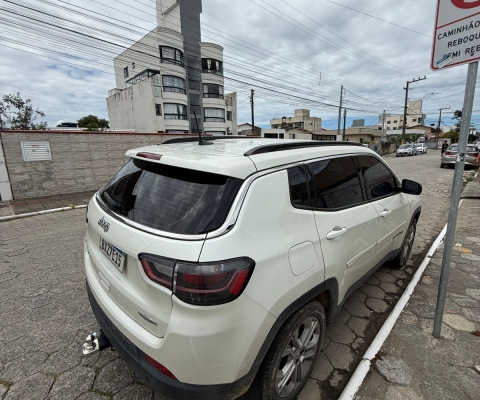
357 155 398 199
307 157 364 209
100 159 243 235
287 166 310 207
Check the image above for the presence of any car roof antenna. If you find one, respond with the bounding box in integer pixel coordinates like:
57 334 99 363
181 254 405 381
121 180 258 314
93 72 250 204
194 111 213 146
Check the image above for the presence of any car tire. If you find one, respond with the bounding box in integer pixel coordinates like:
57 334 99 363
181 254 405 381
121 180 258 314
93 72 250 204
391 219 416 269
440 163 445 168
246 302 326 400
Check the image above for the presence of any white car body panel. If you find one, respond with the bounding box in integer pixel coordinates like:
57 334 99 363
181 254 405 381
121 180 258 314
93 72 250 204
314 204 379 303
199 170 326 318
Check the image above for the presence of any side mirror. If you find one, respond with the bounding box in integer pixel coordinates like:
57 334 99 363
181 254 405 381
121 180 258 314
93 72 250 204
402 179 422 195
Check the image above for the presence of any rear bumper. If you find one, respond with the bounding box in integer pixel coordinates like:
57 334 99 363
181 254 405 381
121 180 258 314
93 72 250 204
87 281 255 400
442 159 478 166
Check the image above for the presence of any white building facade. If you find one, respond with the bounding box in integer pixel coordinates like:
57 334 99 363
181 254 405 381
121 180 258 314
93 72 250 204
380 100 426 132
107 0 237 135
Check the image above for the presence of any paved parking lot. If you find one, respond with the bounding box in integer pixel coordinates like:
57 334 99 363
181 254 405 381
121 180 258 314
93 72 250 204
0 151 461 400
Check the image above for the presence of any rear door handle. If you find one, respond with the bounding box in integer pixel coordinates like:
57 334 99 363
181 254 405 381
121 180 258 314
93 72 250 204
326 227 348 240
380 209 392 218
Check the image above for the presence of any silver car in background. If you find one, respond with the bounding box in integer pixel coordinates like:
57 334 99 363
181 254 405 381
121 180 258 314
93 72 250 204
441 144 479 169
396 144 417 157
414 143 427 154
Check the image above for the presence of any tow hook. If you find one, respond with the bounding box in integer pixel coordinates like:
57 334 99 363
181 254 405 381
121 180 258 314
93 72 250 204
82 330 112 356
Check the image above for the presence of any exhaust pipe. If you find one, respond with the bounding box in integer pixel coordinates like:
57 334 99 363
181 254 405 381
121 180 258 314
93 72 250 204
82 330 112 356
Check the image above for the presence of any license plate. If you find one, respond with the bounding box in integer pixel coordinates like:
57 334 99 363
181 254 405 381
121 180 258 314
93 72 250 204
99 237 126 272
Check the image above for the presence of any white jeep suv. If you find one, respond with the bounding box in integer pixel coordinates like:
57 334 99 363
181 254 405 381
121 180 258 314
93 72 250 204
84 138 422 400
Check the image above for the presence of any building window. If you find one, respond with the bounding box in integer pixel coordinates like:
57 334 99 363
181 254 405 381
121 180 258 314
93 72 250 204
162 75 186 94
155 104 162 116
204 108 225 122
393 127 397 130
387 121 391 124
163 103 188 120
202 58 223 75
160 46 184 66
393 120 398 123
413 118 417 122
227 111 232 121
123 67 129 78
203 83 224 99
387 127 390 130
189 79 200 91
190 105 202 115
125 69 159 87
360 138 364 144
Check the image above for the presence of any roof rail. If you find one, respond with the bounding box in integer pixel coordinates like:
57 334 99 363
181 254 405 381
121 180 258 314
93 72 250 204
244 141 366 156
161 136 262 145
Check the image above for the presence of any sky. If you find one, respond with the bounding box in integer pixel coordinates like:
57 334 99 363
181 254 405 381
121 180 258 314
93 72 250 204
1 0 480 131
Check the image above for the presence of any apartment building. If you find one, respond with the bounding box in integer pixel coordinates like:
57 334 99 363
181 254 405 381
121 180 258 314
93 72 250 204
270 109 322 133
379 100 426 131
107 0 237 135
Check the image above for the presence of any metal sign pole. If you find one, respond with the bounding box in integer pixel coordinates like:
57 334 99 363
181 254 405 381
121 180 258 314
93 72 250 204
433 61 478 338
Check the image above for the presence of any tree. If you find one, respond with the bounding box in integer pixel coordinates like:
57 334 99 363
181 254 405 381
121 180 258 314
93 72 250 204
443 130 459 141
77 115 109 131
452 110 462 133
0 92 47 130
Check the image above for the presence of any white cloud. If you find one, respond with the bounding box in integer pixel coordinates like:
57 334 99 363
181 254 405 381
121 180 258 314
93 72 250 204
0 0 477 130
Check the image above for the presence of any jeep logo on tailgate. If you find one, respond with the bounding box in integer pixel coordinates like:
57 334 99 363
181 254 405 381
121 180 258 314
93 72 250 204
98 217 110 233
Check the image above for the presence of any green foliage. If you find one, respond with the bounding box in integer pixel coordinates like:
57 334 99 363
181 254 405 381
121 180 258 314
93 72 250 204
443 130 459 140
77 115 109 131
0 92 47 130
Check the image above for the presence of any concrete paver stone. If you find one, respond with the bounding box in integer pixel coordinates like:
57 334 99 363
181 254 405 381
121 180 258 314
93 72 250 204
375 356 413 385
442 313 476 332
324 342 355 371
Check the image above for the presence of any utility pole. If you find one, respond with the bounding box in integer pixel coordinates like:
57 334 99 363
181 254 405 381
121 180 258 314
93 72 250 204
342 108 347 140
337 85 344 137
402 76 426 143
433 62 478 338
382 110 386 137
436 106 450 146
250 89 255 136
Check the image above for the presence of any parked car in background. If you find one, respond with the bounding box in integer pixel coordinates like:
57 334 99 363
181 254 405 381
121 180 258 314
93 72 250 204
396 144 417 157
414 143 427 154
83 138 422 400
441 144 479 168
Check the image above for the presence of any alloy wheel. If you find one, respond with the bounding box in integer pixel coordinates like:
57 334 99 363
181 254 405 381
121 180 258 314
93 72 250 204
401 223 415 265
274 317 321 398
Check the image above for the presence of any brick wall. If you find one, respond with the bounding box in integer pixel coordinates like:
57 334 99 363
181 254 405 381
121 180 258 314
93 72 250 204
0 131 187 199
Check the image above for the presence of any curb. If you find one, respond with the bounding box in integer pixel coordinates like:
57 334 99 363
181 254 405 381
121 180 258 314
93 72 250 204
338 206 457 400
0 205 87 222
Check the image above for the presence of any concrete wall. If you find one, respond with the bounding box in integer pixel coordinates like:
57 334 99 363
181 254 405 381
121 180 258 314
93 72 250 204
0 137 13 201
0 131 186 200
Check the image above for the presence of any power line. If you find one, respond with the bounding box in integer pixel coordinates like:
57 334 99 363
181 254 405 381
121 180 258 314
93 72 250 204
321 0 432 38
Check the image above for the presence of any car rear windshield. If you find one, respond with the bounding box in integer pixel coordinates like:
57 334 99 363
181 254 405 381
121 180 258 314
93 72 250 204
99 159 243 235
450 146 477 152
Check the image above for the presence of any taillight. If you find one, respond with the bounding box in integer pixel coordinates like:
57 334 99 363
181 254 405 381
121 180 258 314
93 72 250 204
175 258 254 305
445 151 454 156
139 254 175 290
145 354 177 380
139 254 255 306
